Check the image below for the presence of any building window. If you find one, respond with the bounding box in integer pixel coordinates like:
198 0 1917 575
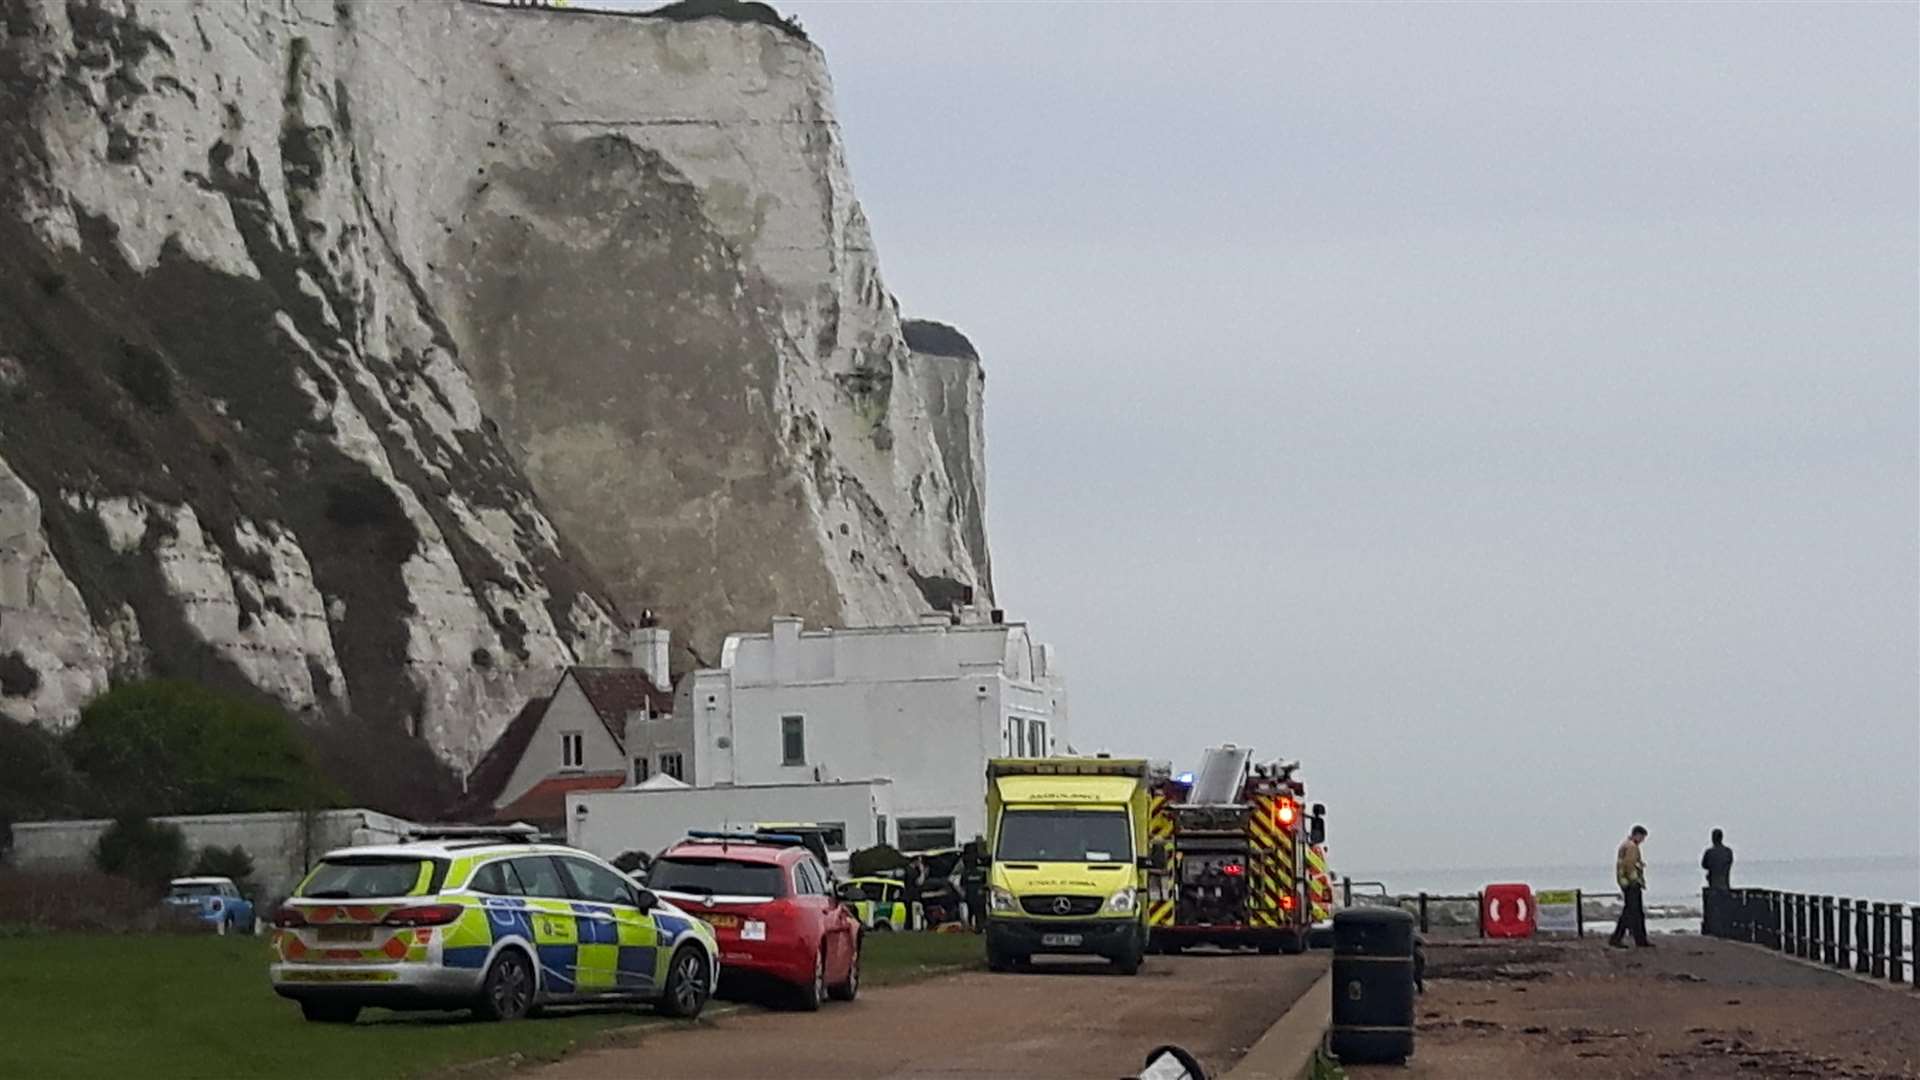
781 715 806 766
659 752 684 781
561 731 584 770
875 814 888 846
1013 718 1027 757
633 757 650 783
816 821 848 851
1004 718 1018 756
897 816 956 851
1029 719 1047 757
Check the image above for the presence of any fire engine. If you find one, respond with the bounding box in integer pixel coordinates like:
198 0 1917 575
1145 746 1327 955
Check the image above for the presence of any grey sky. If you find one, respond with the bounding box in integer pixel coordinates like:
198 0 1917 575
606 1 1919 874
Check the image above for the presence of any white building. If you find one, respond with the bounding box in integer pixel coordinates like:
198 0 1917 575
676 612 1069 848
567 777 895 877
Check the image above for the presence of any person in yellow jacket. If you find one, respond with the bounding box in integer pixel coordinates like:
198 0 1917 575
1609 825 1653 949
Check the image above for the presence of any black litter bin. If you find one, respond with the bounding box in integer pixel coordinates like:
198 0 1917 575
1329 907 1416 1065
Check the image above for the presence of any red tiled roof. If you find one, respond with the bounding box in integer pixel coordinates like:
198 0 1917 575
493 772 627 828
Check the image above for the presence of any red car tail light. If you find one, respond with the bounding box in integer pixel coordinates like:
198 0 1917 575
380 904 464 927
271 905 308 929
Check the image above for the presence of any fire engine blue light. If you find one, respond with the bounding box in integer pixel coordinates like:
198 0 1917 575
1175 772 1194 785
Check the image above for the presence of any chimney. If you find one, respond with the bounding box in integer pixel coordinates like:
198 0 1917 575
628 625 670 690
771 615 803 681
990 608 1005 625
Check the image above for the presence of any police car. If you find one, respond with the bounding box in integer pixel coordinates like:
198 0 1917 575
269 827 717 1024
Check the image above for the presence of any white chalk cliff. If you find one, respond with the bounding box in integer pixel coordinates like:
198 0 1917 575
0 0 992 807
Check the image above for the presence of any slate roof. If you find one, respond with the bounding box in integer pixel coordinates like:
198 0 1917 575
458 666 671 814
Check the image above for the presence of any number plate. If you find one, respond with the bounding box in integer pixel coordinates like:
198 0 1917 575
704 914 738 928
317 926 369 943
1040 933 1083 947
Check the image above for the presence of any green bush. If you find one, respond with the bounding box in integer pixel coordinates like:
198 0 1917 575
64 680 340 816
93 817 188 893
0 716 98 839
188 845 255 896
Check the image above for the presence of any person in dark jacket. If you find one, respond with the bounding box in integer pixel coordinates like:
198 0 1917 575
903 855 928 931
1701 829 1734 935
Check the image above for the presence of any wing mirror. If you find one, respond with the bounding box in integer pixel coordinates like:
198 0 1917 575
1309 805 1327 846
634 888 659 913
835 881 865 904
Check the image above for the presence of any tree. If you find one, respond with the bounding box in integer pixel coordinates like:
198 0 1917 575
0 716 99 853
189 844 257 896
94 816 188 892
64 681 340 816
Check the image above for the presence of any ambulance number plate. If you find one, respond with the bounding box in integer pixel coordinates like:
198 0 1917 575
1040 933 1082 947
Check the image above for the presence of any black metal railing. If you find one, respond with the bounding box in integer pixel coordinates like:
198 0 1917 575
1710 887 1915 988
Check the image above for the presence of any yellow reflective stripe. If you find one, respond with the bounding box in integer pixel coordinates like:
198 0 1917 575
411 861 435 896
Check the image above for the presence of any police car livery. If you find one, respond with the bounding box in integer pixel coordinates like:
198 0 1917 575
269 827 717 1024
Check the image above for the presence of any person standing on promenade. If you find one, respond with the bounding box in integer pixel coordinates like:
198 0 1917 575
1610 825 1653 948
1701 828 1734 935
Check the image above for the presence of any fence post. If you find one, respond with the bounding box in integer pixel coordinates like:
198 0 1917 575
1871 903 1887 979
1576 889 1585 939
1857 902 1872 975
1343 878 1352 909
1820 896 1833 965
1418 892 1430 935
1891 904 1906 985
1840 898 1853 967
1790 894 1801 957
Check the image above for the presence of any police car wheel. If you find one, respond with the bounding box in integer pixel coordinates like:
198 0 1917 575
476 949 536 1021
873 921 893 933
300 1000 360 1024
828 940 860 1002
658 946 711 1019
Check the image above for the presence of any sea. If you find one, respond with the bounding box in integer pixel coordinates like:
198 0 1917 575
1343 854 1920 934
1347 854 1920 909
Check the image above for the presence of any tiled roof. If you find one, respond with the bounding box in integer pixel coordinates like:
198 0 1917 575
492 772 627 829
570 667 673 746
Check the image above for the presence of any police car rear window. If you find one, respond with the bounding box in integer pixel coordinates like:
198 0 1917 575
299 856 448 899
650 858 787 898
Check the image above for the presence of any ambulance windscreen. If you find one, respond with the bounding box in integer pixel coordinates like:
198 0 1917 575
995 809 1133 864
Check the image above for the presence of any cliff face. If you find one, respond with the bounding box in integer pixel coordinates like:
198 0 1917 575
0 0 992 793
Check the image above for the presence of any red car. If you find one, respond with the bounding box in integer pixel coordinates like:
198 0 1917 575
648 832 861 1010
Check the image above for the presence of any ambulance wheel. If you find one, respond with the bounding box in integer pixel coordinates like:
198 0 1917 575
1279 932 1307 956
986 945 1022 972
300 1000 361 1024
1113 929 1145 976
829 939 860 1002
474 949 536 1021
792 943 826 1011
658 945 711 1019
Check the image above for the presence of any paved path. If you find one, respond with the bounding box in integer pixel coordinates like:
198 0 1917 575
1343 937 1920 1079
535 951 1328 1080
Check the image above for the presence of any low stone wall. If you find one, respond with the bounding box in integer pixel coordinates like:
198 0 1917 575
9 809 416 904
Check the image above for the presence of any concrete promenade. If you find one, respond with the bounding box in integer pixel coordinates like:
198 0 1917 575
1345 936 1920 1078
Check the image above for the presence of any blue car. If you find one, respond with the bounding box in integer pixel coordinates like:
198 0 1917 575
164 877 256 935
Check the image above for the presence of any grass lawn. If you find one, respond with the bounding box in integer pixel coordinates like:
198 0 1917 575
0 930 982 1079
